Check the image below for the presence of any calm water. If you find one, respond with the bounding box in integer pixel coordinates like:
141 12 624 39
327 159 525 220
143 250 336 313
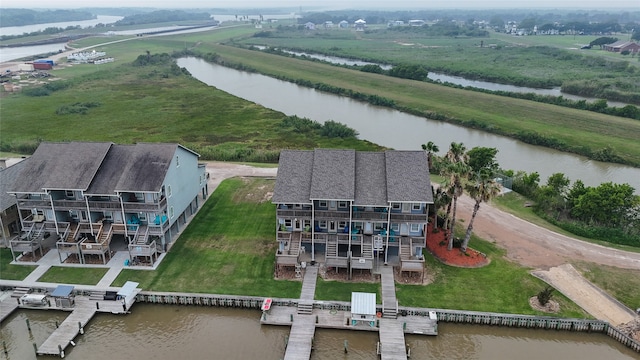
1 306 636 360
262 48 629 107
0 44 67 63
177 57 640 191
0 16 123 36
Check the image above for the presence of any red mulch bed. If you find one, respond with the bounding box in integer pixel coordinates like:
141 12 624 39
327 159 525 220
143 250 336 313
425 223 490 268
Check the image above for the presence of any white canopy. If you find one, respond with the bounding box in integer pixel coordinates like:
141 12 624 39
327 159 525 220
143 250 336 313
351 292 376 316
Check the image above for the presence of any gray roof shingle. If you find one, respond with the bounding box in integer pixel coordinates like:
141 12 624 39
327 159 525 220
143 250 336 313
310 149 355 200
11 142 112 192
385 151 433 203
0 159 29 211
354 152 387 206
272 150 314 204
115 143 178 192
273 149 432 205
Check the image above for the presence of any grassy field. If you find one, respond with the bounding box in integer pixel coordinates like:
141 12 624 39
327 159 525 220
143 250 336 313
112 178 302 298
573 261 640 310
1 34 381 160
396 234 588 318
0 248 36 280
37 267 108 285
186 43 640 166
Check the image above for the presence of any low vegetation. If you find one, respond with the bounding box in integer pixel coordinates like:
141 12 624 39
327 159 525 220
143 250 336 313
574 262 640 311
37 267 108 285
0 249 37 280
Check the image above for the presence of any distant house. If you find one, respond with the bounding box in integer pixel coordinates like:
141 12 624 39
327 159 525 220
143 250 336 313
304 22 316 30
7 142 208 265
408 20 425 27
338 20 349 29
354 19 366 31
272 149 433 279
603 40 640 53
388 20 404 27
0 159 28 247
324 21 334 29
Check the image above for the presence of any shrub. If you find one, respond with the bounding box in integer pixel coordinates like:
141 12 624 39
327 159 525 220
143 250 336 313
537 286 554 306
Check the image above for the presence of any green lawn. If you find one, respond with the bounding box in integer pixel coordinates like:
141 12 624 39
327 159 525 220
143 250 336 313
396 234 588 318
113 178 302 298
315 278 380 302
0 248 36 281
37 266 108 285
573 261 640 310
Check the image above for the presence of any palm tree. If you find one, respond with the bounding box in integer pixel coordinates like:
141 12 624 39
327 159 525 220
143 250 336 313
442 161 470 250
446 142 468 164
421 141 440 172
460 175 501 252
433 187 451 230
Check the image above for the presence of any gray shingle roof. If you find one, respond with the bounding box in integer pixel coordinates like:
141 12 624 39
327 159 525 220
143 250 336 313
11 142 112 192
354 152 387 206
272 150 314 203
310 149 355 200
85 144 134 195
385 151 433 203
0 159 29 211
273 149 433 205
9 142 182 195
115 143 178 192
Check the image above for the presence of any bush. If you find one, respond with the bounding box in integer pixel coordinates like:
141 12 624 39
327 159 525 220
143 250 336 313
537 286 554 306
320 120 359 139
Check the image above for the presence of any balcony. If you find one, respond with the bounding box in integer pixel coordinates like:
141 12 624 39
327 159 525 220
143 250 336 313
275 209 312 218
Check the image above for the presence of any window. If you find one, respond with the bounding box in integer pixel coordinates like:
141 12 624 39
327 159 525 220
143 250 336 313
319 220 327 229
167 185 172 198
338 221 347 229
338 201 348 209
294 204 302 209
412 203 422 211
170 206 175 218
176 155 180 167
391 203 401 210
65 190 74 199
410 224 421 233
199 174 203 185
391 224 399 232
284 219 292 227
318 200 327 208
374 223 385 231
138 212 147 221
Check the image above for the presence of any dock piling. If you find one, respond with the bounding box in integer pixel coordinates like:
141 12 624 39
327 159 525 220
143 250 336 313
3 340 8 355
26 318 31 332
32 343 37 356
79 321 84 335
344 340 348 353
55 320 59 328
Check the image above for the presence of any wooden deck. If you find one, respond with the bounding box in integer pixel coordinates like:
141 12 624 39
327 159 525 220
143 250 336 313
300 265 318 301
0 298 19 323
379 318 408 360
37 294 138 357
283 315 316 360
380 267 398 318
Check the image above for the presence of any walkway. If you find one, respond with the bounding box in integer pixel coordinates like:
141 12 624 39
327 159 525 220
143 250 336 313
283 265 318 360
379 266 407 360
381 266 398 318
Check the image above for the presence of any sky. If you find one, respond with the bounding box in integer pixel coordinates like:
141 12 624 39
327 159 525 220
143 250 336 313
1 0 638 9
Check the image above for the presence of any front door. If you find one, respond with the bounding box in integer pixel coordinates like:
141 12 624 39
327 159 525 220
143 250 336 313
294 219 302 231
329 221 337 233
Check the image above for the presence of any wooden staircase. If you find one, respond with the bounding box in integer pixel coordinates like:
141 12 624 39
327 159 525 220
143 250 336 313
326 238 338 258
89 291 106 301
400 238 412 260
65 223 79 242
288 236 301 255
11 287 31 298
362 240 373 259
297 300 313 315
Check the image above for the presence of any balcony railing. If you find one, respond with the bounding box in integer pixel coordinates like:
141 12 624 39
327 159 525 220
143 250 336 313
275 209 312 218
16 195 167 212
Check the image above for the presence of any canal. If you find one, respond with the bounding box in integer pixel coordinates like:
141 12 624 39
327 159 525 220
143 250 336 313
177 57 640 191
1 305 637 359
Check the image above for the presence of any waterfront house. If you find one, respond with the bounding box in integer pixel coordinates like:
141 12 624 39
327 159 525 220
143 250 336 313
272 149 432 278
8 142 208 265
354 19 366 31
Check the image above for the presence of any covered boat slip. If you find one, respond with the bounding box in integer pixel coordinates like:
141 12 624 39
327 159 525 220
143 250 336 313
351 292 377 326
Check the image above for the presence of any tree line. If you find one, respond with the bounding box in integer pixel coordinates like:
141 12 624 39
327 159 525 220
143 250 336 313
0 9 94 27
426 141 639 250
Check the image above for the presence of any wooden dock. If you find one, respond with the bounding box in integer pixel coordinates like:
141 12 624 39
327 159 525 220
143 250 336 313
282 265 318 360
37 296 132 356
379 318 408 360
380 267 398 318
0 297 19 323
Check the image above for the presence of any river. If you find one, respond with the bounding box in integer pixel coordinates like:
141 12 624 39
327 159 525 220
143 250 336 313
176 57 640 191
0 16 123 37
1 305 637 360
